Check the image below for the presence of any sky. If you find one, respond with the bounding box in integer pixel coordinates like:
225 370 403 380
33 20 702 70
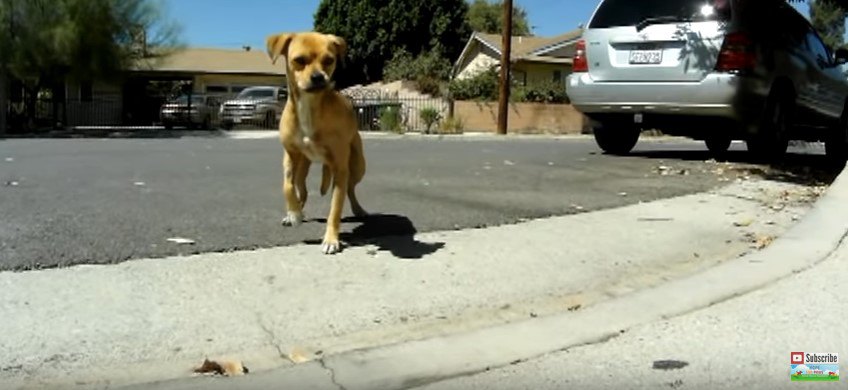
161 0 815 50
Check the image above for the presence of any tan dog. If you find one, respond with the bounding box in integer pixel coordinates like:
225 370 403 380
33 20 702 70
266 31 368 254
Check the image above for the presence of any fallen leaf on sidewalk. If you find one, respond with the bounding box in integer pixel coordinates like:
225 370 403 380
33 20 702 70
567 304 582 312
194 358 248 376
166 237 195 245
733 219 753 227
287 347 312 363
753 235 774 250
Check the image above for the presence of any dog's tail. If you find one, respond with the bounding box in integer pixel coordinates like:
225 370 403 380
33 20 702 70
320 164 331 196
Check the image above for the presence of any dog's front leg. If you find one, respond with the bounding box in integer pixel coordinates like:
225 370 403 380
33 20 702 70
322 156 349 254
281 150 305 227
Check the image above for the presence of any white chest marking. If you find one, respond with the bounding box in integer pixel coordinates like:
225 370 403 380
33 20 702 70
296 95 325 163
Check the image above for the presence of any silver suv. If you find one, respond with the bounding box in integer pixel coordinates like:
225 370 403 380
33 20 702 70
219 86 287 130
567 0 848 162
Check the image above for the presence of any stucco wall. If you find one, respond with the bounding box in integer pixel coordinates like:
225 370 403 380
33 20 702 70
454 100 590 134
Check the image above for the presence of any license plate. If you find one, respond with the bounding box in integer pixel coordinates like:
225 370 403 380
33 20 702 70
233 118 242 124
629 50 662 65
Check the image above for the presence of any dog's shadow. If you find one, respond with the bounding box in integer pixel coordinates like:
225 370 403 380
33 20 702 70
305 213 445 259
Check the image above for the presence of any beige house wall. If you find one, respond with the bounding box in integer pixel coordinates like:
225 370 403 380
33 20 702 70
454 45 500 80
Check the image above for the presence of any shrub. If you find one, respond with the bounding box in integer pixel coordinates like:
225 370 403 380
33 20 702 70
419 107 441 134
383 49 452 97
439 115 465 134
380 106 403 133
449 67 572 104
448 67 499 101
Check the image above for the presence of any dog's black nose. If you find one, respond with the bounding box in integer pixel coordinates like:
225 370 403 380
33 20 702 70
310 72 326 85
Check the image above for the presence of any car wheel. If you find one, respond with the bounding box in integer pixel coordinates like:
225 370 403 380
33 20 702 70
264 111 276 129
747 88 792 162
593 121 640 155
705 134 732 158
825 100 848 168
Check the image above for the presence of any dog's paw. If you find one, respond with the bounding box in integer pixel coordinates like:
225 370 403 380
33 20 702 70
281 211 304 227
321 239 342 255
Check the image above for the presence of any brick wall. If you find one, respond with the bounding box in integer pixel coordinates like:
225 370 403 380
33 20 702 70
454 100 591 134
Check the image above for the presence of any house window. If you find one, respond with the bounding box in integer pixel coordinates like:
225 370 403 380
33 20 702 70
553 70 563 83
80 82 93 102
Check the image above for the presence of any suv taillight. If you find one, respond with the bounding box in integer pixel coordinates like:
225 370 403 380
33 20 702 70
715 32 756 73
573 39 588 72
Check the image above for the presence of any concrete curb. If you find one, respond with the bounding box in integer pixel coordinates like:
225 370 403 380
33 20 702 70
316 163 848 390
312 165 848 390
122 162 848 390
124 162 848 390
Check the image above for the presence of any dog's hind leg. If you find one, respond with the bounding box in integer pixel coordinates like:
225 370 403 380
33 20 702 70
320 164 331 196
347 133 368 217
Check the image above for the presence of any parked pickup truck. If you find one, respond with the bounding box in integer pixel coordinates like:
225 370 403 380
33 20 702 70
219 86 287 129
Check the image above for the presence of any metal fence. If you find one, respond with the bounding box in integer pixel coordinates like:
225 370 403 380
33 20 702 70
6 90 451 132
343 88 449 133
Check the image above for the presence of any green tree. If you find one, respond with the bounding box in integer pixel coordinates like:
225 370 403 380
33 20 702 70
466 0 531 36
314 0 471 88
0 0 180 132
810 0 846 49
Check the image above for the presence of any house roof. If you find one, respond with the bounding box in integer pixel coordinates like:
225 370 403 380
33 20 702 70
472 28 583 59
452 28 583 76
133 48 286 76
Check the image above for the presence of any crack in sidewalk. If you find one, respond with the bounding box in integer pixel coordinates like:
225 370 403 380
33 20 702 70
319 357 348 390
256 314 288 362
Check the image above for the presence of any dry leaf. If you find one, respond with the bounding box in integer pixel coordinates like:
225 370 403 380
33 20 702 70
734 219 753 227
753 235 774 250
287 347 312 363
194 358 249 376
166 237 195 245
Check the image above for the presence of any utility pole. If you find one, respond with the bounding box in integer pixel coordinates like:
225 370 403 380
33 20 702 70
496 0 513 135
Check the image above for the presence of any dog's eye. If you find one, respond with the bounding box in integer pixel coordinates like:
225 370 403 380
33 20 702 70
322 57 335 66
293 56 307 66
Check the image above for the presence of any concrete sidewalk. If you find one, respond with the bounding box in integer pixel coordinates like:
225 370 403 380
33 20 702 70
419 216 848 390
0 177 834 390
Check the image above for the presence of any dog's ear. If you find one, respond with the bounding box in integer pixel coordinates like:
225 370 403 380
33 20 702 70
328 34 347 60
266 33 295 65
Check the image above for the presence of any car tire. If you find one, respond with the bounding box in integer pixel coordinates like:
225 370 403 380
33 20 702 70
593 121 640 155
747 88 792 162
264 111 276 129
825 100 848 168
705 134 732 158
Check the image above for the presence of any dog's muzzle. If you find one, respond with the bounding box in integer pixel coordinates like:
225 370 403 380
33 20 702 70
305 72 329 92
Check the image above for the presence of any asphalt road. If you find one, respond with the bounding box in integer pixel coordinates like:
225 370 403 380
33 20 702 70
0 135 835 270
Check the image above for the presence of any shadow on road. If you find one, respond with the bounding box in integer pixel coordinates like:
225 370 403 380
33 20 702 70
628 148 841 186
306 213 445 259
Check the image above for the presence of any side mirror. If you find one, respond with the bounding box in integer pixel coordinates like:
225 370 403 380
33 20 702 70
835 48 848 65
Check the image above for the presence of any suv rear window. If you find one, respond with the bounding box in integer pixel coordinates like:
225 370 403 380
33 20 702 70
589 0 732 29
